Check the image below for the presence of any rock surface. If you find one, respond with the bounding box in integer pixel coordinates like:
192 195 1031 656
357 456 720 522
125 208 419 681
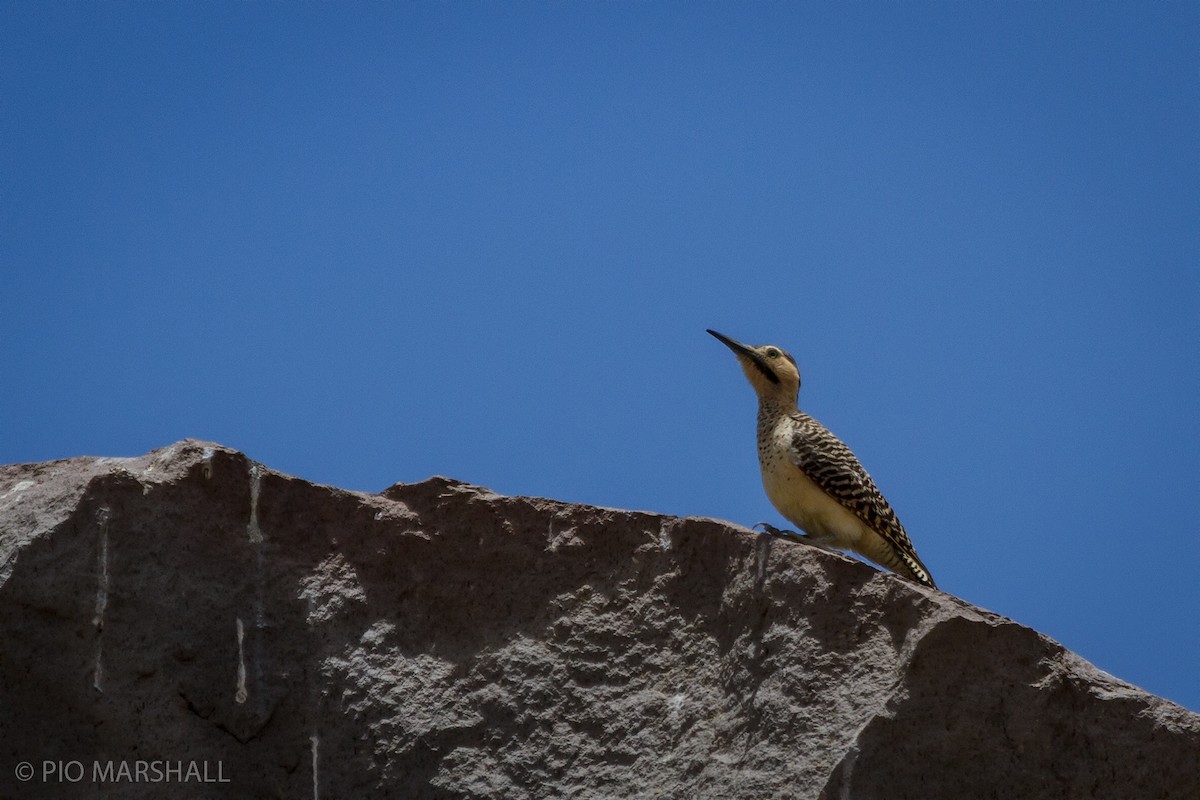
0 440 1196 799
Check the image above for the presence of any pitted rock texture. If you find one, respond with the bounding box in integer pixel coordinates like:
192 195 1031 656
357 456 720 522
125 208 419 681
0 440 1196 799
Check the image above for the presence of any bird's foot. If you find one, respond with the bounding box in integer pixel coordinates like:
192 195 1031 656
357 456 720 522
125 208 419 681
753 522 836 551
754 522 805 541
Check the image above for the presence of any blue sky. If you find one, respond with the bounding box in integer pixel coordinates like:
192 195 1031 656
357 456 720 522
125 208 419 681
3 3 1197 712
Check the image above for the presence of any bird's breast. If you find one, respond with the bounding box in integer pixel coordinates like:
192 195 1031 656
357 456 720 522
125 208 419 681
758 423 868 549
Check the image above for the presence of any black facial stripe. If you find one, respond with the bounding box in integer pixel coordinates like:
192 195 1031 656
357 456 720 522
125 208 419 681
751 357 780 384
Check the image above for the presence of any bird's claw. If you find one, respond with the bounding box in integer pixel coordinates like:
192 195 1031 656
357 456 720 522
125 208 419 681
753 522 835 551
754 522 802 540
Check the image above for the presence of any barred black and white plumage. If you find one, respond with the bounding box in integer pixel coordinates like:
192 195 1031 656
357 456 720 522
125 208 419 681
783 411 935 587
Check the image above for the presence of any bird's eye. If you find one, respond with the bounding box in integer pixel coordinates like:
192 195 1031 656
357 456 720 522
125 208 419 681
766 348 780 359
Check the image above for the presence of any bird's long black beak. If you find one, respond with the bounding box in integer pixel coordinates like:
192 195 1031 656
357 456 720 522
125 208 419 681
707 329 756 358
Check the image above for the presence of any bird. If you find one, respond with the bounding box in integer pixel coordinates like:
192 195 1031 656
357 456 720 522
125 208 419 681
707 329 936 588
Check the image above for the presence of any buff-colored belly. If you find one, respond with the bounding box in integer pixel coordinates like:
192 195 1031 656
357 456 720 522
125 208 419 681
760 455 869 549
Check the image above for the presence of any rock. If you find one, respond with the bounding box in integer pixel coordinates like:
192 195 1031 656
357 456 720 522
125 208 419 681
0 440 1195 799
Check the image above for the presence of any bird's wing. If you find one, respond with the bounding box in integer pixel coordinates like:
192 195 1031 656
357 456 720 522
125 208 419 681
787 413 935 586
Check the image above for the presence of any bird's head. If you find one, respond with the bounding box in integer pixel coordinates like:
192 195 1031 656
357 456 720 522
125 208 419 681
707 329 801 405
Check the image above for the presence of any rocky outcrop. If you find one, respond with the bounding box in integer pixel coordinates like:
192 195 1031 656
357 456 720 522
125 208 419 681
0 440 1196 799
